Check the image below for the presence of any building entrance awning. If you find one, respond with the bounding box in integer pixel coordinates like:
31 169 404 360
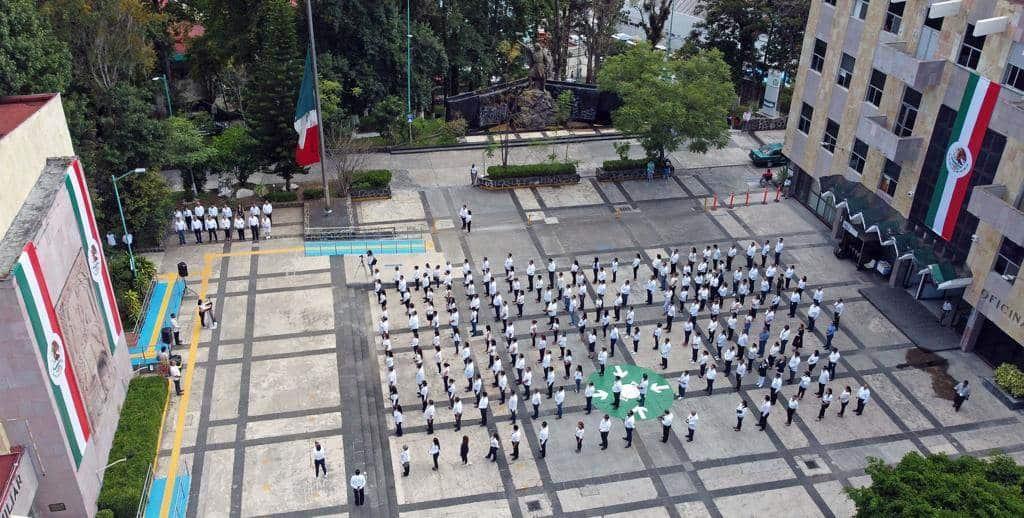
917 262 972 290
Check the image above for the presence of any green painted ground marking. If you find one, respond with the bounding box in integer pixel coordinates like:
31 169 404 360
587 364 673 421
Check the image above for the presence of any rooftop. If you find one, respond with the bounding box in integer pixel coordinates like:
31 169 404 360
0 94 57 140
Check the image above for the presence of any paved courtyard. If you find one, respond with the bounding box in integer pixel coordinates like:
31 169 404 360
150 135 1024 517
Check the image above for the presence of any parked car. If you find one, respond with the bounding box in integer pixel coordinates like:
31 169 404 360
749 143 789 167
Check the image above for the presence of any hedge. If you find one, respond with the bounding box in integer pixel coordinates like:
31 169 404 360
995 363 1024 398
263 190 298 203
351 170 392 190
602 158 671 171
302 187 325 200
486 163 577 179
97 376 170 518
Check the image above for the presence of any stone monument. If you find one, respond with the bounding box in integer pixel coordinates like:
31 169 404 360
514 42 556 130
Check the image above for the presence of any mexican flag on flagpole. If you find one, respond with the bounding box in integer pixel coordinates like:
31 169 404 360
924 72 1001 241
294 50 320 167
13 242 92 467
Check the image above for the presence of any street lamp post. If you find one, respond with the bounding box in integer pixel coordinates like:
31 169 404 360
152 75 173 117
112 168 147 277
407 0 413 143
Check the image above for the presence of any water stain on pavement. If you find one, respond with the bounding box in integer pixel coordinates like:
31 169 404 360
899 348 955 401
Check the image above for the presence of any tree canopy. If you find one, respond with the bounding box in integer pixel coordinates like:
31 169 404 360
847 452 1024 518
0 0 71 96
598 43 734 161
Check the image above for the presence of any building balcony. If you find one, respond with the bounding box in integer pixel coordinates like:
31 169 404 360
873 41 946 90
855 110 925 163
967 184 1024 246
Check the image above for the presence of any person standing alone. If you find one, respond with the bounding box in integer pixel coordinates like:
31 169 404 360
349 470 366 506
313 441 327 478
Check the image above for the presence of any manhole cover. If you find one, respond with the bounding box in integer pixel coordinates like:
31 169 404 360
526 500 542 511
804 459 819 469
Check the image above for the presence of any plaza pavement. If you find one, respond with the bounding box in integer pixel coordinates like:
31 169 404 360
147 132 1024 517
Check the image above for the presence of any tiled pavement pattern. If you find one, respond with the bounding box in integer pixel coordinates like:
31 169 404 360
151 159 1024 517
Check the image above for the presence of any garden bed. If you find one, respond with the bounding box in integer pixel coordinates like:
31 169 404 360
351 185 393 201
596 166 675 182
477 174 580 190
477 163 579 189
982 377 1024 410
97 375 170 517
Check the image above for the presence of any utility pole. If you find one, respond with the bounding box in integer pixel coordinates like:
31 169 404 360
407 0 413 143
666 0 675 57
304 0 332 211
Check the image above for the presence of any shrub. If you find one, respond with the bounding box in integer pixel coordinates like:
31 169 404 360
263 190 298 203
486 163 577 180
119 289 143 330
602 158 648 171
97 376 169 518
97 510 115 518
612 141 631 161
995 363 1024 398
302 187 324 200
351 170 392 190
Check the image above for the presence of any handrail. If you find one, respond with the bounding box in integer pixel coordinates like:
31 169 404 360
135 461 155 518
132 279 159 338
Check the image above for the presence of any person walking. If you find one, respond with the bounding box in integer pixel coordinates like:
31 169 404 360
460 435 471 465
854 385 870 415
838 386 852 417
400 445 411 476
539 421 549 458
169 360 182 396
660 410 673 442
599 414 611 449
349 470 366 506
313 441 327 478
953 380 971 411
734 400 748 431
465 210 473 233
817 388 833 420
485 432 500 462
685 411 698 442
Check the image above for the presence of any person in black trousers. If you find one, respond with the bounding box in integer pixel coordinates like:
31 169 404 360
460 435 470 465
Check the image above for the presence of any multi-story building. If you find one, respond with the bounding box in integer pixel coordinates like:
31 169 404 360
782 0 1024 367
0 95 132 517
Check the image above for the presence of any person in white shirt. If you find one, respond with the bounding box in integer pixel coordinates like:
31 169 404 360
174 217 186 245
349 470 366 506
169 361 182 395
400 445 411 476
233 215 245 240
660 410 674 442
855 385 870 415
538 421 550 457
465 210 473 232
478 393 490 425
734 400 748 431
261 200 273 223
247 214 260 242
313 441 328 477
393 405 405 436
817 388 834 420
485 432 500 462
598 414 612 449
786 395 799 426
685 411 698 442
191 217 204 243
623 410 636 447
219 215 231 241
510 425 521 460
677 371 690 399
758 395 772 431
261 215 272 239
194 203 205 220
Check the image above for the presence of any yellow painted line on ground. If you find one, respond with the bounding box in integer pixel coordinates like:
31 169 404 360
425 235 435 252
145 273 180 358
159 245 303 517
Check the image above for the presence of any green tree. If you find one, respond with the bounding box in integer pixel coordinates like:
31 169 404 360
847 452 1024 517
555 89 574 128
0 0 72 96
211 125 259 185
246 0 302 189
117 170 174 249
629 0 673 45
165 116 217 193
598 44 734 162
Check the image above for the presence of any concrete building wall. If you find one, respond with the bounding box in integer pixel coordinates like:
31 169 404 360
0 95 75 236
0 160 132 517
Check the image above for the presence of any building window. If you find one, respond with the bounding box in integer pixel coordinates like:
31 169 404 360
836 53 856 89
851 0 870 20
1003 42 1024 92
798 103 813 134
824 0 836 5
848 138 868 173
893 86 922 137
957 24 986 70
865 69 886 107
993 238 1024 284
822 119 839 153
879 159 901 196
883 1 904 34
917 15 943 60
811 39 827 73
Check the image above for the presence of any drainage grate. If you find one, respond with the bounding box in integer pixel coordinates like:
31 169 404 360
526 500 542 511
804 459 819 469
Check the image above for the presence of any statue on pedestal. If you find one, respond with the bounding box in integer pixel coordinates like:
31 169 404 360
515 41 556 130
527 42 553 91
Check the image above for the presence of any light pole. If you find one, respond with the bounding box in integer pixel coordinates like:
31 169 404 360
112 168 147 277
407 0 413 143
152 75 173 117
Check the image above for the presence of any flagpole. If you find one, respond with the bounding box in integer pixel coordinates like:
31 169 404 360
304 0 331 213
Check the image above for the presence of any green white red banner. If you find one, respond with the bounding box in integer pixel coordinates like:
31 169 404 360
13 242 92 467
925 72 1001 241
65 160 123 352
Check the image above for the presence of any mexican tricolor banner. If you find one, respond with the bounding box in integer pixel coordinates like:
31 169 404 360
925 73 1001 241
13 242 92 467
294 50 321 167
66 160 123 353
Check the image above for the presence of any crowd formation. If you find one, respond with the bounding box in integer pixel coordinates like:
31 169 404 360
362 239 892 476
172 201 275 245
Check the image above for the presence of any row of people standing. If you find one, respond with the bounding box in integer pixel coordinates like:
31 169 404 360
172 201 274 245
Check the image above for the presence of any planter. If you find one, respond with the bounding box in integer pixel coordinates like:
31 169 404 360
477 174 581 190
596 166 675 182
351 185 392 201
982 377 1024 410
